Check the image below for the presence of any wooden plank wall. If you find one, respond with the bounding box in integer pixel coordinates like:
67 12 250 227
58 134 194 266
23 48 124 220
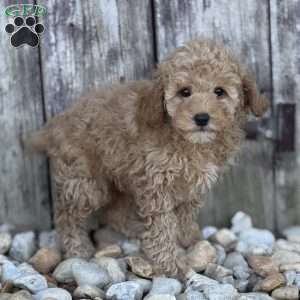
270 0 300 231
0 0 299 232
0 0 50 230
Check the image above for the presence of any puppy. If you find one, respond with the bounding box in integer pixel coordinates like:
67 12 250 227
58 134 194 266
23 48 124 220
30 39 269 278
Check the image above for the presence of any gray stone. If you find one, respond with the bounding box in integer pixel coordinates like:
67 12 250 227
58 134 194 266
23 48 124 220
204 263 232 282
271 286 299 299
1 260 20 282
294 273 300 289
284 270 296 286
9 232 36 262
121 240 141 256
146 296 176 300
53 258 86 283
73 285 105 299
202 226 217 240
214 244 226 265
186 273 218 292
0 232 12 254
14 273 48 293
10 290 33 300
231 211 252 234
212 229 237 250
106 281 143 300
185 290 206 300
237 292 273 300
187 241 216 272
272 250 300 266
234 279 249 292
72 261 110 288
0 224 15 233
283 226 300 243
33 288 72 300
202 283 238 300
38 231 60 250
127 273 152 293
94 256 126 284
236 228 275 255
0 293 12 300
147 277 182 296
223 252 250 280
275 239 300 254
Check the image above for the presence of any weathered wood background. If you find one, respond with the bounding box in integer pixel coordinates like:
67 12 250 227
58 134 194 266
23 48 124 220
0 0 299 232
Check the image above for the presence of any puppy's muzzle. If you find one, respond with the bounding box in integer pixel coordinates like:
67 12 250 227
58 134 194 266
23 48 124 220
193 113 210 127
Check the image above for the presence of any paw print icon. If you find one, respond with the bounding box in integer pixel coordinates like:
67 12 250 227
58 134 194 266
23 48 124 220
5 16 45 48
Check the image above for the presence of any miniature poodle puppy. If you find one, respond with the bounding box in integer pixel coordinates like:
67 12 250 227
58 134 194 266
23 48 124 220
30 39 269 278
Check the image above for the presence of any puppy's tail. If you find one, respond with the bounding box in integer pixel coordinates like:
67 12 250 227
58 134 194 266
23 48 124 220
24 127 51 155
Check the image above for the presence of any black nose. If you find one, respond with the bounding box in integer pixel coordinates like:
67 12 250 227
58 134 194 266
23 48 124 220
193 113 210 127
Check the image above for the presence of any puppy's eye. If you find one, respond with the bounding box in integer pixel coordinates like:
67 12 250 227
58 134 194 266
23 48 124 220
214 87 226 97
178 87 192 97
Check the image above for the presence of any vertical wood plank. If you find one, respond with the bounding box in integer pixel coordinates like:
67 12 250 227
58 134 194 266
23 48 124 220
0 1 51 229
38 0 155 116
153 0 275 229
270 0 300 231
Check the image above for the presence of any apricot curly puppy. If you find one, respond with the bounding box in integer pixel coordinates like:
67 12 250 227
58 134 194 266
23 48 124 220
30 39 269 278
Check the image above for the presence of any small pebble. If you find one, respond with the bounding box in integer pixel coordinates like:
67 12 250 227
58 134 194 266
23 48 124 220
185 290 206 300
275 239 300 253
30 248 61 274
202 283 238 300
284 270 296 286
146 296 176 300
73 285 105 299
237 292 273 300
0 293 13 300
272 250 300 266
282 226 300 243
294 272 300 288
126 256 153 278
10 290 33 300
236 228 275 255
186 240 216 272
271 285 299 300
0 232 12 254
95 244 122 258
202 226 217 239
95 256 126 283
204 263 232 282
253 273 285 292
14 273 48 293
38 231 60 250
9 231 36 262
214 244 226 265
223 252 250 280
211 228 237 250
33 288 72 300
147 277 182 296
127 273 152 293
247 255 279 277
231 211 253 234
106 281 143 300
72 261 110 288
121 240 141 256
53 258 86 283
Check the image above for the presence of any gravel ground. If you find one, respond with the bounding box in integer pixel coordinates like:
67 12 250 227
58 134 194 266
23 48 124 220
0 211 300 300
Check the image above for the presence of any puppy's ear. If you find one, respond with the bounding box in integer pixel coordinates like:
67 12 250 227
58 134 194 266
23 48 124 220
139 66 166 128
242 71 269 117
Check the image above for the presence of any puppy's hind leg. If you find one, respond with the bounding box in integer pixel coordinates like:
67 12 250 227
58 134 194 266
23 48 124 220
53 159 110 259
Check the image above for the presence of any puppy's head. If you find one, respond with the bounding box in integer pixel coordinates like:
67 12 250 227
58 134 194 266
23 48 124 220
149 39 269 144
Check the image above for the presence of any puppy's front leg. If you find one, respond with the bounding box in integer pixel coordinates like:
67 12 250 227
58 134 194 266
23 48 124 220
175 203 202 249
136 189 190 278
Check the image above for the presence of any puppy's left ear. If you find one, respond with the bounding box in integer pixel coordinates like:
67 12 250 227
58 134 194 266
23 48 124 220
242 71 269 117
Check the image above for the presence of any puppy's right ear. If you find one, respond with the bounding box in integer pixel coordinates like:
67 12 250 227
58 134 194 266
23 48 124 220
242 70 270 117
139 65 166 128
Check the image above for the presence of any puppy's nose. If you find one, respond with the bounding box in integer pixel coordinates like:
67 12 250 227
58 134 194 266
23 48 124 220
193 113 210 127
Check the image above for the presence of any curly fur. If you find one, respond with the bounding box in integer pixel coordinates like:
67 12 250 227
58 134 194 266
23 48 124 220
29 39 269 278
